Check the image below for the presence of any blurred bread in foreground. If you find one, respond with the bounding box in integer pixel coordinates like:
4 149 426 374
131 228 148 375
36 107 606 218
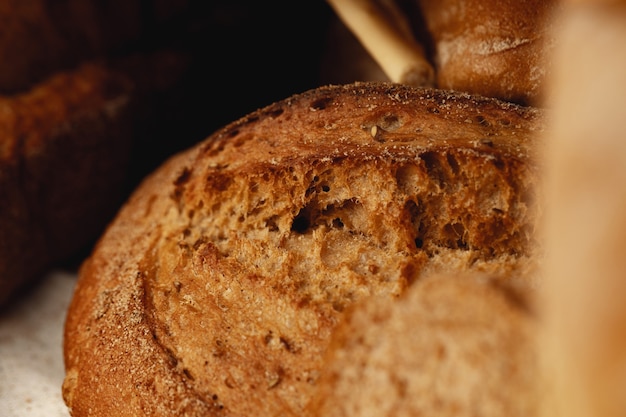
541 2 626 417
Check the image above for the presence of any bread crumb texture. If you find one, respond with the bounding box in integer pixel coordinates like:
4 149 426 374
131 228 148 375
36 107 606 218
63 82 544 416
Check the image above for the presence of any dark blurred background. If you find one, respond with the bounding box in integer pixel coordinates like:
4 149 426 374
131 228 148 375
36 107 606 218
120 1 335 190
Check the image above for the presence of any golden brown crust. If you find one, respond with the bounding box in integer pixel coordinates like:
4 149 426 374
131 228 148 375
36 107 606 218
63 82 544 416
0 63 134 306
416 0 560 105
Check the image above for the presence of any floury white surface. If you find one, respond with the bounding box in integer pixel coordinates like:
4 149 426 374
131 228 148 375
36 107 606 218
0 271 76 417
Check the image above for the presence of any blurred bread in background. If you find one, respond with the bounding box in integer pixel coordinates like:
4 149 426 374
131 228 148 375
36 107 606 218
323 0 560 106
0 63 133 307
416 0 559 105
0 0 188 93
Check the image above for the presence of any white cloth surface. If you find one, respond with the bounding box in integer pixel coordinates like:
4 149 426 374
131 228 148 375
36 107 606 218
0 271 77 417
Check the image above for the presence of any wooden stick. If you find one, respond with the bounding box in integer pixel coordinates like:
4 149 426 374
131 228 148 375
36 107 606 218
327 0 435 87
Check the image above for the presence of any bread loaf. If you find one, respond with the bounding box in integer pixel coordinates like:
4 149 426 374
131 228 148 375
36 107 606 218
62 82 544 416
415 0 559 105
0 63 133 307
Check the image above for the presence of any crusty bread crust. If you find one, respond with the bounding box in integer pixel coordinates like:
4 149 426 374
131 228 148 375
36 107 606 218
63 82 544 416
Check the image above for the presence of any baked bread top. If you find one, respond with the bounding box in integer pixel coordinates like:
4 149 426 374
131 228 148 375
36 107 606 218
63 81 544 416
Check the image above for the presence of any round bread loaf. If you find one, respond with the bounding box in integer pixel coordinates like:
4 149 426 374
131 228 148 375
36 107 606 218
308 272 539 417
63 82 544 416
